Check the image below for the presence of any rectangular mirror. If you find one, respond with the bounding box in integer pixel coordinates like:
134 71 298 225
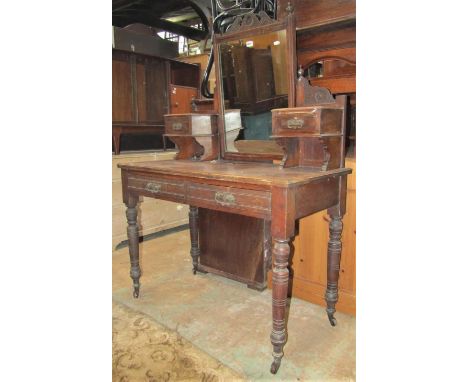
214 15 296 159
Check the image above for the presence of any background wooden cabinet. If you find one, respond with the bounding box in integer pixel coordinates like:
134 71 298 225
112 50 200 152
169 84 198 114
112 50 169 124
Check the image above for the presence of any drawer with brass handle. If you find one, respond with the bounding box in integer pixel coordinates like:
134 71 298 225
127 176 186 202
145 182 162 193
164 114 218 135
164 116 190 134
214 191 236 206
187 184 271 219
271 106 342 136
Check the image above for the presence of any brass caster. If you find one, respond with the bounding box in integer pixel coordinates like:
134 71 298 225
133 286 140 298
270 359 281 374
327 312 337 326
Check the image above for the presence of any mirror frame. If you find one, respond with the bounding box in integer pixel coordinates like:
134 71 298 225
213 11 296 162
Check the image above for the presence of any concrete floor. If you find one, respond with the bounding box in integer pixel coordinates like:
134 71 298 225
113 230 356 381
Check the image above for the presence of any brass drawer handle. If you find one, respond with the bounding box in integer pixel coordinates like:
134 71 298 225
145 182 162 193
286 118 305 129
214 191 236 206
172 122 183 131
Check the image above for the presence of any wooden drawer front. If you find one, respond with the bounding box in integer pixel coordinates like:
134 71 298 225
187 184 271 218
164 116 190 135
127 176 186 202
272 108 342 136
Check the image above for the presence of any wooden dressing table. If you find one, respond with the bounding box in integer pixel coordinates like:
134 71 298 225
119 8 351 374
120 160 350 373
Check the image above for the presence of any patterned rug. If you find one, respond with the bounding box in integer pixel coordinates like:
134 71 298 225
112 301 245 381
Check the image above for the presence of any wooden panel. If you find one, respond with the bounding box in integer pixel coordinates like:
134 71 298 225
135 61 147 122
308 76 356 94
112 58 133 122
297 21 356 52
127 176 186 204
170 85 198 114
199 209 268 289
278 0 355 29
144 59 168 122
186 183 271 219
170 61 200 88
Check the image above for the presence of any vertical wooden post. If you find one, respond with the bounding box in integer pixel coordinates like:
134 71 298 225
125 194 141 298
270 238 291 374
189 205 200 274
270 186 295 374
325 213 343 326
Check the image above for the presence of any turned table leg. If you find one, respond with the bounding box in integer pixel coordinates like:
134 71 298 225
325 212 344 326
125 195 141 298
270 238 291 374
189 206 201 274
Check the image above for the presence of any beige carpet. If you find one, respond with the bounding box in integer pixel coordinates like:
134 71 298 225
112 301 245 381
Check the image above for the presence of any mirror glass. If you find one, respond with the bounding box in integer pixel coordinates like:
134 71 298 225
219 29 288 154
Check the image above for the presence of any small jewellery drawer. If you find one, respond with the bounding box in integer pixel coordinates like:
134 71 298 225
187 184 271 218
272 107 342 136
164 116 190 134
164 114 218 136
127 176 186 202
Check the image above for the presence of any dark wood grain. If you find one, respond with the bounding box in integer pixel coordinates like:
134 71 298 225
119 159 351 188
296 19 356 52
170 85 199 114
189 206 201 274
198 209 269 290
325 213 343 326
270 238 291 374
112 49 199 154
278 0 355 30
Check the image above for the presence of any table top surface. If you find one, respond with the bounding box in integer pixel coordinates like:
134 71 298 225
119 160 351 187
112 123 164 127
